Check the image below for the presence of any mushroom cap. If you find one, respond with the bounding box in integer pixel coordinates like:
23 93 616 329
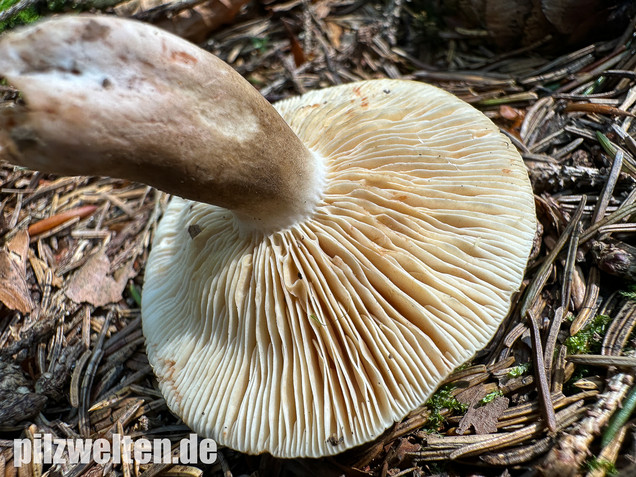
142 79 536 458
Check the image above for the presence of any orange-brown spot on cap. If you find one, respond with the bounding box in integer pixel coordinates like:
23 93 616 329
156 358 184 404
171 50 198 66
80 20 110 42
161 359 177 379
391 192 408 202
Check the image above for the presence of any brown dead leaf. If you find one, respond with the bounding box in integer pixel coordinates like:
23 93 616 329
457 396 510 435
65 250 134 307
455 384 488 407
0 229 34 313
282 19 306 67
393 438 421 463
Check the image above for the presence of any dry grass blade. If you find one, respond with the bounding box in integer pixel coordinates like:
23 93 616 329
528 310 557 432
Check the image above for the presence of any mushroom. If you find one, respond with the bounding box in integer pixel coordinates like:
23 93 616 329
0 15 537 458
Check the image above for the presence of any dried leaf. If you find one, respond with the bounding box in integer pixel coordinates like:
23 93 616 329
65 250 134 307
457 396 510 435
393 438 421 463
282 20 306 67
0 229 33 313
455 384 488 407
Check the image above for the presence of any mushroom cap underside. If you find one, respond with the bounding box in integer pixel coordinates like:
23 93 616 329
142 79 537 458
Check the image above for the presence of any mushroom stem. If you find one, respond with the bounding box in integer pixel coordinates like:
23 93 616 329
0 16 324 233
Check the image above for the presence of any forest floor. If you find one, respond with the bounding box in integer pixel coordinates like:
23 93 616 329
1 1 636 476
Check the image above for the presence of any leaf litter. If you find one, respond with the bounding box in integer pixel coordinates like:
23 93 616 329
0 1 636 476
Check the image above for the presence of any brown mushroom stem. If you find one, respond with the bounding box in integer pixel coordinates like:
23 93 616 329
0 16 324 233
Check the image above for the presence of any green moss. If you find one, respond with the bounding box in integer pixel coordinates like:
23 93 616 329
564 366 594 395
507 363 531 378
424 385 467 431
619 284 636 301
0 0 85 33
47 0 72 11
250 37 270 53
128 282 142 307
479 390 504 405
0 0 40 33
585 457 618 476
456 361 473 371
565 314 612 354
